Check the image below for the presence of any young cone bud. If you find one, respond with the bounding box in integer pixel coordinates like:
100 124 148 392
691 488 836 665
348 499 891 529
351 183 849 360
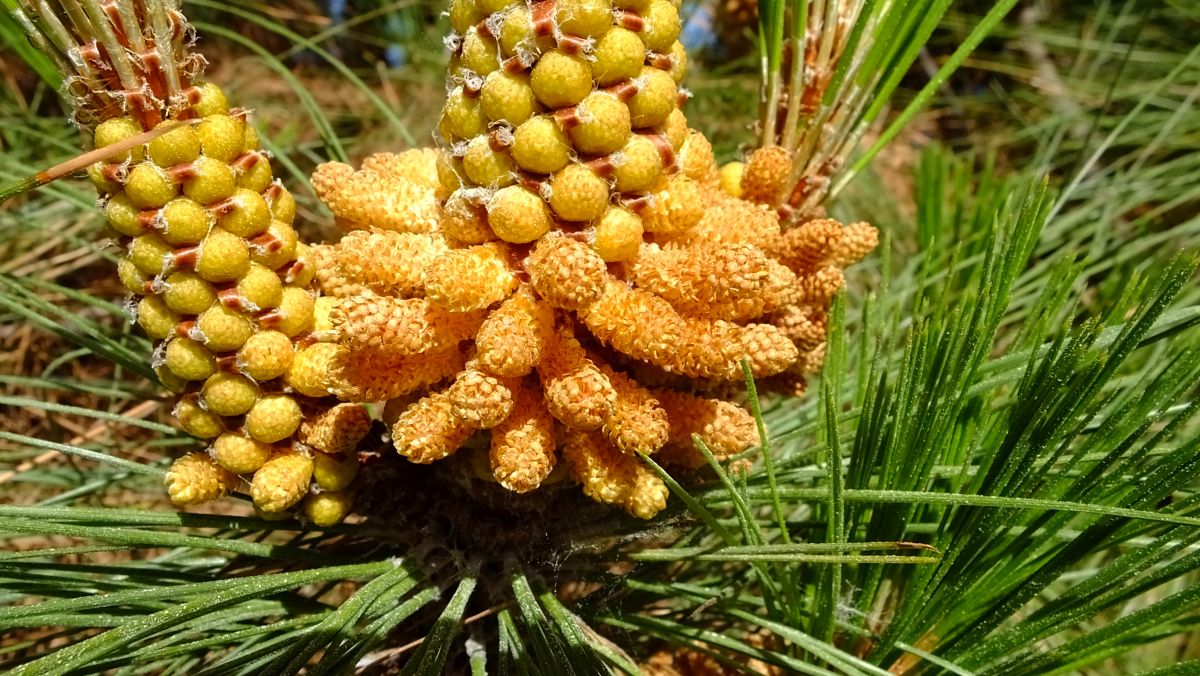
165 453 238 506
251 452 314 513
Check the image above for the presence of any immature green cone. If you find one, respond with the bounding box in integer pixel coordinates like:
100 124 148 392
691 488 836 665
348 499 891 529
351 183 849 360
438 0 693 251
24 0 369 520
93 87 365 515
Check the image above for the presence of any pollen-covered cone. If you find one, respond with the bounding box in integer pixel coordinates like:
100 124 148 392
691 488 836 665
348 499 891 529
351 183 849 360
311 150 442 234
309 0 876 519
41 0 371 522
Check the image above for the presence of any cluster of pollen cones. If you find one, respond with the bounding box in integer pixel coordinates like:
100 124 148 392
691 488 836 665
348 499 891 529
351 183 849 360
42 0 875 522
307 0 877 519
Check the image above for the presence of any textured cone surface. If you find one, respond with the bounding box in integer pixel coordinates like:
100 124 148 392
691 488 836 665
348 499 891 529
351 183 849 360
654 389 760 468
299 404 372 454
251 452 315 513
490 378 557 492
165 453 238 505
391 390 474 464
438 0 686 246
82 69 363 520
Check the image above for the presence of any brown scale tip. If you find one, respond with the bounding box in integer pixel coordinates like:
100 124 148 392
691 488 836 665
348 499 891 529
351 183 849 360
214 354 241 373
218 287 255 313
231 152 264 174
552 106 582 130
531 0 556 36
170 246 199 269
647 133 677 170
646 52 673 70
585 155 619 177
607 80 640 103
556 34 592 55
614 10 645 31
249 230 284 253
102 163 129 183
502 55 532 74
207 197 238 218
